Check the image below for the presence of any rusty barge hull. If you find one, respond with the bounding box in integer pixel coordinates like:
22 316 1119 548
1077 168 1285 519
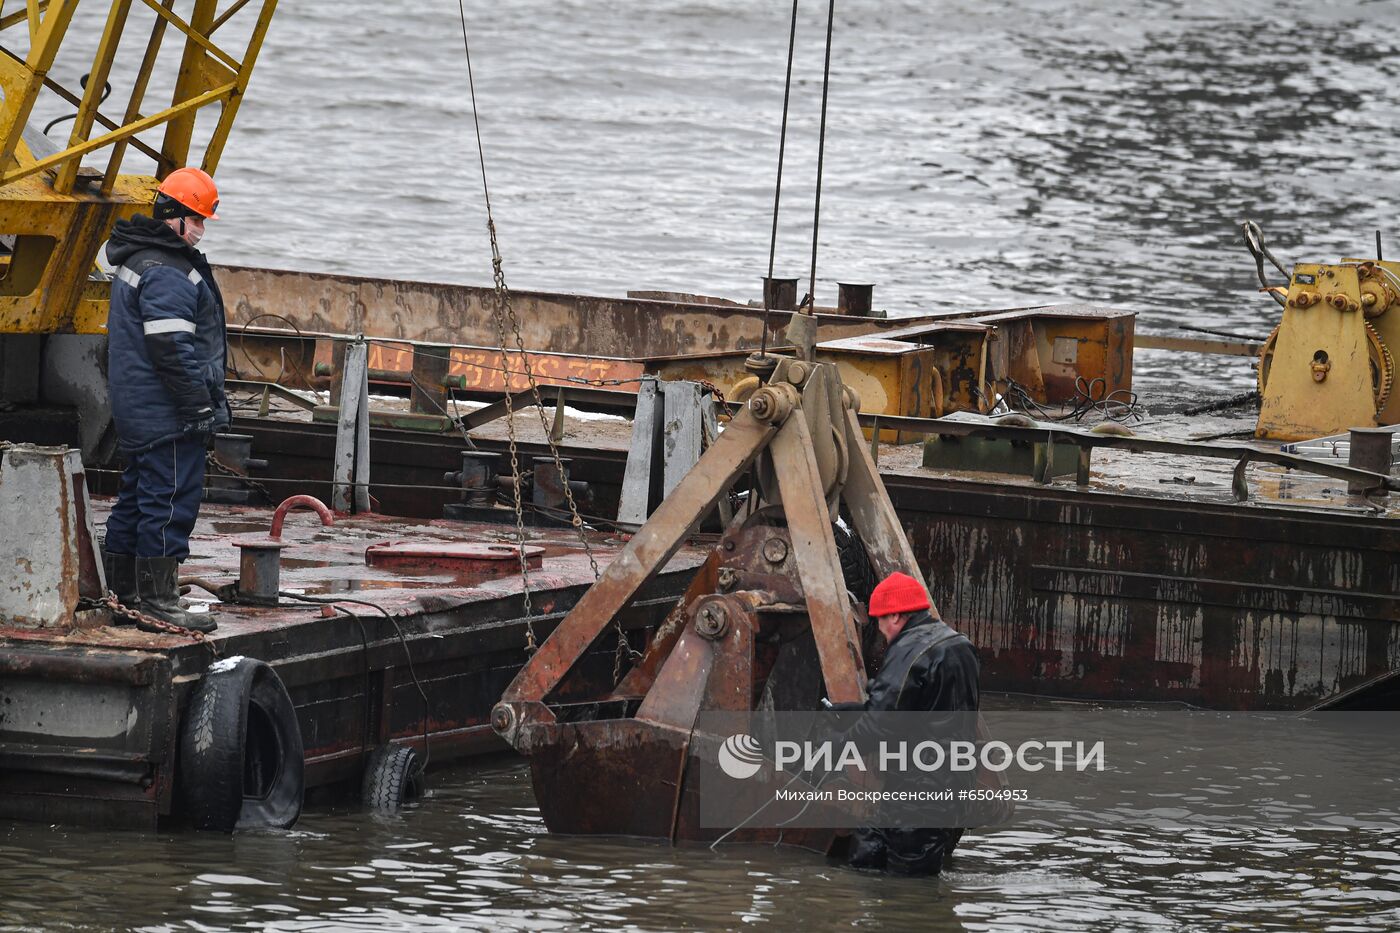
2 409 1395 832
204 415 1399 711
0 503 706 829
888 478 1397 710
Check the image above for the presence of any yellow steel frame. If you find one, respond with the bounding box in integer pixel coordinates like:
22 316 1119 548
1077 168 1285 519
0 0 276 334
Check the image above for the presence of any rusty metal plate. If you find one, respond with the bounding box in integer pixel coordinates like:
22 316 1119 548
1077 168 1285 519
364 541 544 573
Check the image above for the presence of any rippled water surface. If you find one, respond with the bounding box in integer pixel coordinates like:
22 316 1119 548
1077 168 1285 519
4 757 1399 932
202 0 1400 399
6 1 1400 929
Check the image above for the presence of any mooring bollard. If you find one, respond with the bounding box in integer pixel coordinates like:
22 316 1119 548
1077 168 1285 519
1347 427 1393 496
234 495 336 605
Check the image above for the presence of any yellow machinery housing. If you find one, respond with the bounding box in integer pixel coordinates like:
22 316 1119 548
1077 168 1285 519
0 0 276 454
1256 259 1399 441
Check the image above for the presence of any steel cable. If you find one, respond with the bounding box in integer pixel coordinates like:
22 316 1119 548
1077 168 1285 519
762 0 801 355
807 0 838 309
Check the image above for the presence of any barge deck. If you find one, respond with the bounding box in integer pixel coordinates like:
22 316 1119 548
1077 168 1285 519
0 499 706 829
214 395 1399 712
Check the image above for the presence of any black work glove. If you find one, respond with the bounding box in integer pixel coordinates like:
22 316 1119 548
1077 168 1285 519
181 407 217 438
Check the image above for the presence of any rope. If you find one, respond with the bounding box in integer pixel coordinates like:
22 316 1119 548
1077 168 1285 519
43 72 111 135
763 0 801 356
279 591 433 772
230 314 314 387
807 0 838 309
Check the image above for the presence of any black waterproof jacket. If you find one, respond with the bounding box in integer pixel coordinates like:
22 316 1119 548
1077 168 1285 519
105 215 229 453
862 610 979 714
843 611 980 875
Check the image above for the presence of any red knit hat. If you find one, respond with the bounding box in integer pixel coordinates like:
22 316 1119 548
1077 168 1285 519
867 571 929 617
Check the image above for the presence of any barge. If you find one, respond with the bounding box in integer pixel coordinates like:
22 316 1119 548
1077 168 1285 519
0 2 1396 836
0 479 704 830
4 264 1397 830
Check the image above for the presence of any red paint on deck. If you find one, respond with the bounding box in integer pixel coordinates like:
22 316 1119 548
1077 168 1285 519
364 541 544 574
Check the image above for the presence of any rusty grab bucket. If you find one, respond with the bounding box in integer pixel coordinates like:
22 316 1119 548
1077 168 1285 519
491 359 932 849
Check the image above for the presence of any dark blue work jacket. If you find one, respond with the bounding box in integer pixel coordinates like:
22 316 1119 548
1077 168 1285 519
105 215 229 453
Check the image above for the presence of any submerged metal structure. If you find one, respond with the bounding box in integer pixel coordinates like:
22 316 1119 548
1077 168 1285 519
491 354 931 845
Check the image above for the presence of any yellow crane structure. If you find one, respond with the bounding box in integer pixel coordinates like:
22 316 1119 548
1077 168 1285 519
0 0 275 452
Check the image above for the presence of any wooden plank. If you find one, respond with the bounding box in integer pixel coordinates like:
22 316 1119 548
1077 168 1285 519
618 377 660 524
352 355 370 513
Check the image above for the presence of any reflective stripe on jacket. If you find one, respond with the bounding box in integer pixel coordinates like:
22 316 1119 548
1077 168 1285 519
105 215 228 453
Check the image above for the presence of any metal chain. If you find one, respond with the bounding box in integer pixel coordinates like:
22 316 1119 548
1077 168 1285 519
698 379 729 418
78 592 216 653
484 232 643 679
483 245 540 653
458 7 637 674
205 449 273 503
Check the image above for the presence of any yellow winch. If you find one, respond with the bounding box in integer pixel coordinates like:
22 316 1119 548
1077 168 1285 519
1247 224 1400 441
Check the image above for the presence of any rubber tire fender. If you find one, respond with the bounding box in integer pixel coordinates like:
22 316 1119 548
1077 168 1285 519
834 522 886 676
362 743 425 812
178 657 304 832
833 522 876 606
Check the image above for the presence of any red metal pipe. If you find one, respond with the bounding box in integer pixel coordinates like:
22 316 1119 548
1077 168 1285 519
269 495 335 539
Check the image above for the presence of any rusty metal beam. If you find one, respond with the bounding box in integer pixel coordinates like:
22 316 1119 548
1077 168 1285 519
839 407 927 589
771 415 865 704
1136 333 1262 357
857 412 1400 494
496 409 778 725
224 378 316 411
458 385 637 429
216 264 951 361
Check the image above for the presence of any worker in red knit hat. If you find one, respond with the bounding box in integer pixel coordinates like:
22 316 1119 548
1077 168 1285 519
846 570 980 877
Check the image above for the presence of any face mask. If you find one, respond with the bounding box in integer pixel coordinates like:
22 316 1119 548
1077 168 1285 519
178 218 204 248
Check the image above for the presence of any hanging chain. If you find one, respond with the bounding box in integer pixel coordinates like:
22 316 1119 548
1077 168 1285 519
457 6 637 674
483 244 540 653
205 450 273 504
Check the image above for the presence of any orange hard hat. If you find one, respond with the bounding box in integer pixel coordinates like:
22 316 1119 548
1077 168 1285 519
154 166 220 220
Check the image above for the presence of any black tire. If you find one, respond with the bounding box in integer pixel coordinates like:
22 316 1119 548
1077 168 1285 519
178 658 304 832
834 523 887 675
362 744 424 812
833 522 876 606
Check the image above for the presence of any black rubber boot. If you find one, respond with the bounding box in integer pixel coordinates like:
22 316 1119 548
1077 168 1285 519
138 556 217 634
102 550 140 609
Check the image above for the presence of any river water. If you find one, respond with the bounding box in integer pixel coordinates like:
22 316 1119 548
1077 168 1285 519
5 1 1400 929
4 753 1399 932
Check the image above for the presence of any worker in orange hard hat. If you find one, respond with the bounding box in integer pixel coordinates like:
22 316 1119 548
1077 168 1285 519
842 570 980 876
100 165 228 635
153 166 220 240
